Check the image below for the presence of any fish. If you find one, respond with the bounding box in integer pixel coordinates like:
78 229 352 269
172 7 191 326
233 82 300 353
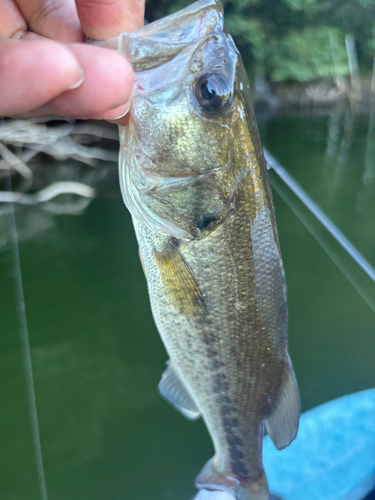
118 1 300 499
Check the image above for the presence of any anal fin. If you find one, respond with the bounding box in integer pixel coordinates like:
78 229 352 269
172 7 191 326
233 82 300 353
158 361 201 421
265 351 300 450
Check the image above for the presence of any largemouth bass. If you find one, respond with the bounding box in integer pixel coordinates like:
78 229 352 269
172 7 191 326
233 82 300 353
118 1 300 499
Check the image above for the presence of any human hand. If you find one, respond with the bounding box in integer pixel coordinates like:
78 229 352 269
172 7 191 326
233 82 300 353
0 0 145 123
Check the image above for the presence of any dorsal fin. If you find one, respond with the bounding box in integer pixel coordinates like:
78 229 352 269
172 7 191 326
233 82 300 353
265 352 300 450
154 239 206 323
159 361 201 420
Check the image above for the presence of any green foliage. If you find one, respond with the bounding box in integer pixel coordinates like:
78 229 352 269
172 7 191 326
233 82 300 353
224 15 266 62
223 0 261 10
282 0 325 14
353 0 375 7
267 27 349 81
145 0 375 82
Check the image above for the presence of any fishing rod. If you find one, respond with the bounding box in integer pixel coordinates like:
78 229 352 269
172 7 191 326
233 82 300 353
265 148 375 312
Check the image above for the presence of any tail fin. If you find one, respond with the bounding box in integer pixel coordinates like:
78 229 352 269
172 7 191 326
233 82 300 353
195 459 269 500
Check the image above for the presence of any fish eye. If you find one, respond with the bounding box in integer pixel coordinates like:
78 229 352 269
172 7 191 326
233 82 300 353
195 74 232 114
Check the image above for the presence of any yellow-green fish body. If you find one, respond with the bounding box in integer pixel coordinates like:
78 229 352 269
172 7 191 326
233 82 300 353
119 2 300 498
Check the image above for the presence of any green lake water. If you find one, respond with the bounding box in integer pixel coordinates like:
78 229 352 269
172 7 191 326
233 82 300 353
1 105 374 500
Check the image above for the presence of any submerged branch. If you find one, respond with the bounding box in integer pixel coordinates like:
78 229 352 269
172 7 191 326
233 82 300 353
0 118 119 176
0 182 95 205
0 118 115 213
0 142 33 178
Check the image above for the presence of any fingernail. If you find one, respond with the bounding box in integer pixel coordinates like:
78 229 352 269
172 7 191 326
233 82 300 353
109 102 130 120
67 73 84 90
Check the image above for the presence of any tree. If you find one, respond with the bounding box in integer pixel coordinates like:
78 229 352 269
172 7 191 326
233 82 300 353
145 0 375 82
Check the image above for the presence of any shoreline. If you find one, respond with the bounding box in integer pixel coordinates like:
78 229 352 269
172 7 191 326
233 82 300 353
253 77 375 109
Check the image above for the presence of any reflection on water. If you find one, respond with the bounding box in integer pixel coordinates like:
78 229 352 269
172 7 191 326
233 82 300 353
324 104 354 186
0 160 116 248
0 105 374 500
323 102 375 218
358 109 375 214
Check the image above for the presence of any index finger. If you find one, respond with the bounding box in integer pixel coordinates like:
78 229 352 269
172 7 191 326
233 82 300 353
75 0 144 40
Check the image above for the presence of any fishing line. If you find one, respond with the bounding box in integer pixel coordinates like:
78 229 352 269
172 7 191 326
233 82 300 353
265 150 375 313
269 172 375 313
5 171 48 500
265 148 375 284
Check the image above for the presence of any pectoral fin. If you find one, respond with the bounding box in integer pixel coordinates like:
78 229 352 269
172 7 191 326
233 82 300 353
265 352 300 450
154 240 206 322
159 361 201 420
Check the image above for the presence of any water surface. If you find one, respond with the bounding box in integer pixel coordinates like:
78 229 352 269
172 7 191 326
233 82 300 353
1 105 374 500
